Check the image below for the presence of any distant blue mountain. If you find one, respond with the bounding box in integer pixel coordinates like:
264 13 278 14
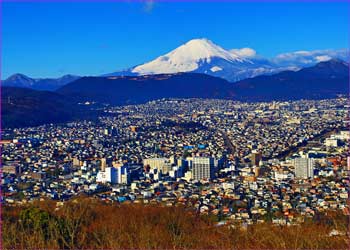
58 59 349 105
232 59 349 101
2 73 80 91
57 73 235 105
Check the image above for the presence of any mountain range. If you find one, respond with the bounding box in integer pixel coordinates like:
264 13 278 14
233 59 349 101
2 74 80 91
105 38 349 82
57 59 349 104
57 73 234 106
3 38 348 89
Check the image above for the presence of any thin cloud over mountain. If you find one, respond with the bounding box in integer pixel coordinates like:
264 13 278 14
230 48 257 58
271 48 349 67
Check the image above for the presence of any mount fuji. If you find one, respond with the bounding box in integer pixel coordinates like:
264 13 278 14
105 38 296 82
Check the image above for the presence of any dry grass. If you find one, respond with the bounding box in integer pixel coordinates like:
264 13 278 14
2 197 349 249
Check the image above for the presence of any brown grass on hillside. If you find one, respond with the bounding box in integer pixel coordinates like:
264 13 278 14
2 197 349 249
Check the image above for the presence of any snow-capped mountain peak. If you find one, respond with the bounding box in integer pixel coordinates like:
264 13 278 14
174 38 245 62
105 38 349 82
131 38 250 75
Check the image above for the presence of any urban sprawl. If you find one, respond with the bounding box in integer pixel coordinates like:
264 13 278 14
1 97 349 226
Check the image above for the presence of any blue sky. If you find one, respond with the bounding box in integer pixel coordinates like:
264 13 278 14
2 1 349 78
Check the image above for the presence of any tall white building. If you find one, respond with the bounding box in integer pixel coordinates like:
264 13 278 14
115 165 129 184
324 138 339 147
96 165 129 184
143 158 172 174
192 157 215 180
96 167 117 184
293 158 315 179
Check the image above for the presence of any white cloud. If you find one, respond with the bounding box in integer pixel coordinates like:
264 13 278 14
143 0 155 13
293 51 312 56
272 49 349 67
230 48 257 58
315 55 332 62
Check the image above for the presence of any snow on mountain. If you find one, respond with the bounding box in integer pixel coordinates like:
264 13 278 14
210 66 223 72
106 38 266 81
131 38 252 75
105 38 349 82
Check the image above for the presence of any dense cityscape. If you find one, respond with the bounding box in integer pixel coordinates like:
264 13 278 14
2 1 350 249
2 97 349 226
